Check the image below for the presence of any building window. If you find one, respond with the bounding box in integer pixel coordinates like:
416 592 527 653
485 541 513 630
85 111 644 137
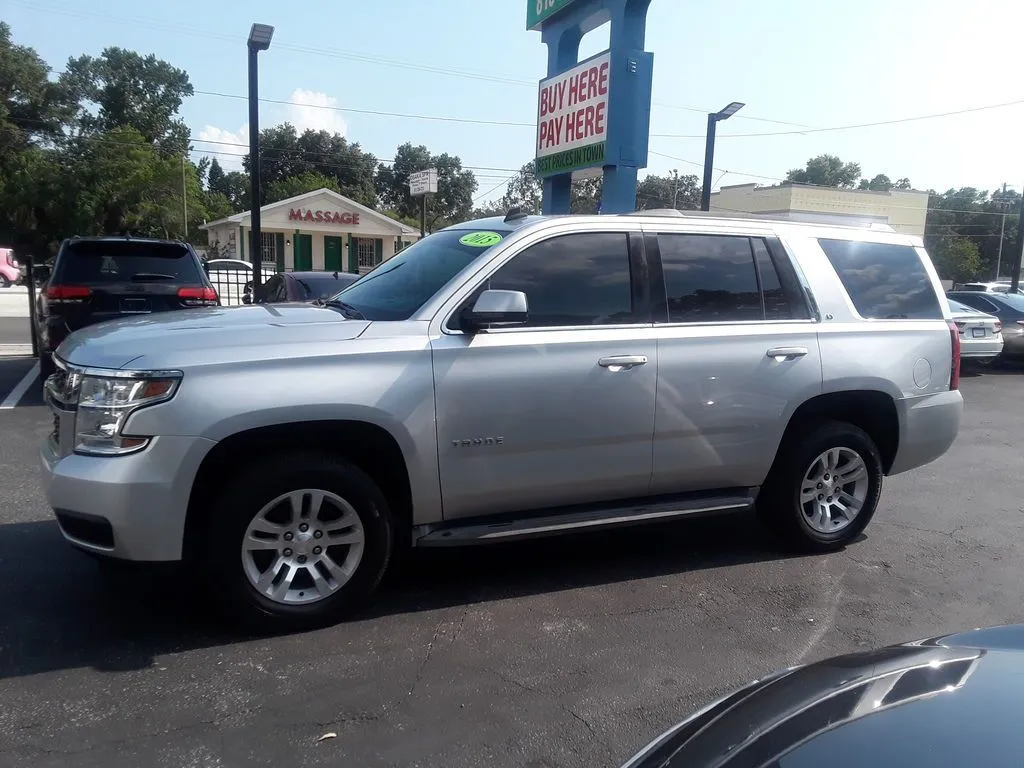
356 237 378 269
260 232 277 264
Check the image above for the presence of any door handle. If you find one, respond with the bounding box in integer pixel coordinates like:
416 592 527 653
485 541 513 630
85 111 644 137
598 355 648 371
766 347 809 360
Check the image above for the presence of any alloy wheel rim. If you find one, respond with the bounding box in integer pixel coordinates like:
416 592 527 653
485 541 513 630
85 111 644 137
799 447 870 534
241 488 365 605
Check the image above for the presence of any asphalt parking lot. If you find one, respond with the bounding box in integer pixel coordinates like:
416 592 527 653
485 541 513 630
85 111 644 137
0 360 1022 768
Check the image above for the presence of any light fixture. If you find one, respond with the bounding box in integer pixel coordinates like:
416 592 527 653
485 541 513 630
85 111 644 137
247 23 274 51
715 101 745 120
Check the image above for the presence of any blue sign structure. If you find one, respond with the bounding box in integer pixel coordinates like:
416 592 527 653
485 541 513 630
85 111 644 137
531 0 654 215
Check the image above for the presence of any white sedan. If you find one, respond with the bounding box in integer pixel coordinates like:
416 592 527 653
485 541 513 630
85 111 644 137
948 298 1003 362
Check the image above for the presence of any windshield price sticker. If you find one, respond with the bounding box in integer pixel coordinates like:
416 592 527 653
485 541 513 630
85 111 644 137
459 232 503 247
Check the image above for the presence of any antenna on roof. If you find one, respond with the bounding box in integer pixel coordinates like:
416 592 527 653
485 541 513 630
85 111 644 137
504 206 527 223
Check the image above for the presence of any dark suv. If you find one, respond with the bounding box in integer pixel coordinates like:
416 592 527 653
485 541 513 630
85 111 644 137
35 236 218 379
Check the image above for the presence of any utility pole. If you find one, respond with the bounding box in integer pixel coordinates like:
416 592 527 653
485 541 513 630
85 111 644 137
1010 183 1024 293
181 155 189 241
420 195 426 238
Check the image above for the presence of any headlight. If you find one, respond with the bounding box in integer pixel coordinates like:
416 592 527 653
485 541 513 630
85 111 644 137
74 373 181 455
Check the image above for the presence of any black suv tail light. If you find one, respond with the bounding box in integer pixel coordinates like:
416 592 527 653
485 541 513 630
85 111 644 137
45 285 91 303
178 286 218 306
948 320 961 390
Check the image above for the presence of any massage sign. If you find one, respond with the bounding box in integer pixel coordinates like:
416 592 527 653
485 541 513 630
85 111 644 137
535 52 610 176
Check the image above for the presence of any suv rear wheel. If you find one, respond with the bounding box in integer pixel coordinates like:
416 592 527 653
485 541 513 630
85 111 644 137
203 454 393 631
758 421 882 552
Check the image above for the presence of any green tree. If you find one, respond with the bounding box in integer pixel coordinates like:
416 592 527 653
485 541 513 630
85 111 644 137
786 155 861 188
858 174 893 191
499 162 542 214
375 142 477 231
894 177 912 190
931 237 982 282
246 123 377 207
61 47 193 154
636 170 700 210
266 171 341 203
206 157 226 194
570 176 602 214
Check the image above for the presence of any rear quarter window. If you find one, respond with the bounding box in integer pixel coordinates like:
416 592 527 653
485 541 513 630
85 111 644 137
817 238 942 320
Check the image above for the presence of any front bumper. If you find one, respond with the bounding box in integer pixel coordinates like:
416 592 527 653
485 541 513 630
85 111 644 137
40 433 215 561
888 389 963 475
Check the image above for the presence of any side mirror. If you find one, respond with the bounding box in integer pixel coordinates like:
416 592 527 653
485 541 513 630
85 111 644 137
32 264 51 283
461 289 528 332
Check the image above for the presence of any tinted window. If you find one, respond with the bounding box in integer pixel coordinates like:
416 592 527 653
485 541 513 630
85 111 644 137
295 274 358 300
752 238 796 320
334 229 508 321
949 294 999 313
658 234 762 323
57 241 202 284
484 233 636 327
818 239 941 320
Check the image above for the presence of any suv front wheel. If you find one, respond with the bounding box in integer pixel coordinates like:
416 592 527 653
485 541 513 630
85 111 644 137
758 421 883 552
204 454 393 631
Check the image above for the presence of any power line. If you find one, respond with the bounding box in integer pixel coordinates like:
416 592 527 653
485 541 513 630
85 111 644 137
651 97 1024 139
16 0 818 129
194 90 534 128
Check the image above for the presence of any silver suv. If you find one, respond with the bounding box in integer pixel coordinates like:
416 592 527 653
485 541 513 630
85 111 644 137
40 210 963 629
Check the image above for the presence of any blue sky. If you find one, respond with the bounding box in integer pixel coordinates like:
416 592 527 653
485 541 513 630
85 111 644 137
7 0 1024 203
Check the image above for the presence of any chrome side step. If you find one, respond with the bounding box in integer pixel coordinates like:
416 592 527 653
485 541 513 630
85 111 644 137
413 491 756 547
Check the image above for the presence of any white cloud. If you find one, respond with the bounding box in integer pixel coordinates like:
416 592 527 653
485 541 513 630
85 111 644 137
286 88 348 136
197 123 248 170
195 90 347 171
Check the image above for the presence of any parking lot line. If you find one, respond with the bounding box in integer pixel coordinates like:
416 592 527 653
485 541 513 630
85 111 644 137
0 361 39 409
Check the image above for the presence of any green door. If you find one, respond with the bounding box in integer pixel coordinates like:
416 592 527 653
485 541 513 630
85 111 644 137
323 236 343 271
294 234 313 271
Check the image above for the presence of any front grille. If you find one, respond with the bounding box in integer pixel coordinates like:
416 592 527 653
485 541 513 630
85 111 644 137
46 358 78 458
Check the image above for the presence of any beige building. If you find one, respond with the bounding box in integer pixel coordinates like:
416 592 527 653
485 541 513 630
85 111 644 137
200 188 420 274
710 182 929 236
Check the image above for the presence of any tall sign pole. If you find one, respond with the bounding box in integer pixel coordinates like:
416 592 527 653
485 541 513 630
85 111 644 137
409 168 438 238
531 0 654 215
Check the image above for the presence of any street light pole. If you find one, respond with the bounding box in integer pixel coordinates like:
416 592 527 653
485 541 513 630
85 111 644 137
247 23 274 293
1010 184 1024 293
700 101 744 212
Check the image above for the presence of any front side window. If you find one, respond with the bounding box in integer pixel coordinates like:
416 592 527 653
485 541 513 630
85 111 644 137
482 232 637 328
818 238 942 320
657 234 763 323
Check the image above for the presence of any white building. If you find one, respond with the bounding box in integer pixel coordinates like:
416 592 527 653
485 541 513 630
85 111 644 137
200 188 421 274
710 183 930 236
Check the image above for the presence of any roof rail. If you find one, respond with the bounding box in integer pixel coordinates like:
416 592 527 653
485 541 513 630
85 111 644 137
624 208 899 232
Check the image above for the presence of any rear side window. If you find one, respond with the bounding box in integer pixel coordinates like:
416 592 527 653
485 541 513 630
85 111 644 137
656 234 807 323
56 241 203 284
818 239 941 320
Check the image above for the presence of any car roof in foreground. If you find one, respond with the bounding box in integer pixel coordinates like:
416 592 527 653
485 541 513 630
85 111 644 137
625 624 1024 768
66 235 188 246
445 211 919 244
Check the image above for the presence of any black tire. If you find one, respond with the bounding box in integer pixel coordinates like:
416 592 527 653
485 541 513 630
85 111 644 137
757 420 882 552
38 351 55 384
203 453 394 632
0 275 10 288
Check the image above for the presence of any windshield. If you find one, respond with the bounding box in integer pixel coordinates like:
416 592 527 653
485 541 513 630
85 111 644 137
993 293 1024 311
329 229 507 320
296 274 357 300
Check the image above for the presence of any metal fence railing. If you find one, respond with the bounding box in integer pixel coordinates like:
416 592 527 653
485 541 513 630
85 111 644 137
204 260 279 307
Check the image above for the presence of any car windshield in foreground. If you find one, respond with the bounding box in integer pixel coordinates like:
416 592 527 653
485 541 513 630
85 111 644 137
328 228 508 320
57 241 201 284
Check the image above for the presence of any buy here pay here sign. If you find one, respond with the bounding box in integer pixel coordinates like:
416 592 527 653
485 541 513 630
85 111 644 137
535 52 610 176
